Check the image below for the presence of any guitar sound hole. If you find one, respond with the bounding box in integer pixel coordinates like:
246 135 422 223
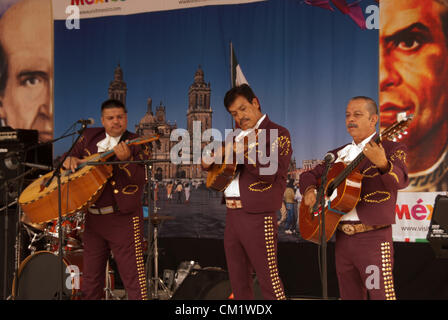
326 184 335 198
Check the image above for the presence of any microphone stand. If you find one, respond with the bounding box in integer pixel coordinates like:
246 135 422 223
1 147 36 299
145 163 153 299
24 131 79 153
44 123 89 300
84 159 166 300
2 180 9 300
5 168 35 300
312 156 333 300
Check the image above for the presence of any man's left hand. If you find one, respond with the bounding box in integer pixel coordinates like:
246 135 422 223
363 140 389 172
114 141 131 161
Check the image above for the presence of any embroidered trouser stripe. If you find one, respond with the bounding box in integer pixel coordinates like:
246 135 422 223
133 216 148 300
224 208 286 300
381 241 396 300
81 211 148 300
335 226 395 300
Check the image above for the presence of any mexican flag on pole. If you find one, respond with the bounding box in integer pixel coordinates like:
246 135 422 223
230 42 249 87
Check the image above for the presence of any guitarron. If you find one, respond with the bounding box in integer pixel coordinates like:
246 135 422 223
19 134 159 224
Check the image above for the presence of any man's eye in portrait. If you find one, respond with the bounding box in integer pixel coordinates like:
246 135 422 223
396 33 427 52
387 24 432 53
19 72 48 88
22 77 41 87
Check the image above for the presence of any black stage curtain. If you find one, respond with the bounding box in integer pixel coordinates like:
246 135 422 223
157 238 448 300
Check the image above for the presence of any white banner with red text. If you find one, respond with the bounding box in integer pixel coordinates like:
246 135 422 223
393 192 447 242
53 0 265 20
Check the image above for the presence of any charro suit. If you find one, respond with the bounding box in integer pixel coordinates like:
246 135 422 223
223 115 292 300
68 127 149 300
299 136 409 300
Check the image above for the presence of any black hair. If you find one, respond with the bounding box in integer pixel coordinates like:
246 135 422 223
101 99 127 113
287 180 294 188
224 84 259 111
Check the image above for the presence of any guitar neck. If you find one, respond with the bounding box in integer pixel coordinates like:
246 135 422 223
76 136 147 170
323 114 412 196
328 135 381 194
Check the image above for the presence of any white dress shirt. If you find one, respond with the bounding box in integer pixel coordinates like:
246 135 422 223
336 131 376 221
224 114 267 198
97 133 122 152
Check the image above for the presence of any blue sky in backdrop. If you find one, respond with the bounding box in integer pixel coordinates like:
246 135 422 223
53 0 379 165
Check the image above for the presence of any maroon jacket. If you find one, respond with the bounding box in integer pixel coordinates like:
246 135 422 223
67 127 150 214
299 137 409 225
237 116 293 214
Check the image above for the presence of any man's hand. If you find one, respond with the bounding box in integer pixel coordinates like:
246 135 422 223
63 156 85 173
363 140 389 172
201 146 224 169
114 141 131 161
304 187 317 207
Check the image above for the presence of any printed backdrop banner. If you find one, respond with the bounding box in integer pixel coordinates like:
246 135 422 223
9 0 439 243
393 192 446 242
379 0 448 192
52 0 265 20
51 0 380 242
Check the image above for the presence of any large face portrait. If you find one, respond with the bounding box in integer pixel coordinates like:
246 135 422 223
0 0 53 143
380 0 448 178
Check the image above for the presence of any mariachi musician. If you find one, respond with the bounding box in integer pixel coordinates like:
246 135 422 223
63 99 149 300
299 96 409 300
203 84 292 300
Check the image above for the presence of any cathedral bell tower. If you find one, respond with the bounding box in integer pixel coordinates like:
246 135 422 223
108 64 127 105
187 66 212 140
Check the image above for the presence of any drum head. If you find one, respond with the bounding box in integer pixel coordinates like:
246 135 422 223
14 251 72 300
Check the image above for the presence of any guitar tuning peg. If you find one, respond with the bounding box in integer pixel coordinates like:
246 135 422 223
397 134 402 139
403 131 408 135
392 137 397 142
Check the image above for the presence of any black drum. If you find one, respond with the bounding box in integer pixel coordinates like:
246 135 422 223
12 250 83 300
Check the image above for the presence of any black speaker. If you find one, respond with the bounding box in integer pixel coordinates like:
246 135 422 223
171 268 263 300
0 128 52 207
172 268 232 300
427 195 448 258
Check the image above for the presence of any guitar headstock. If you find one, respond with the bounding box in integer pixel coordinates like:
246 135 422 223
381 112 413 142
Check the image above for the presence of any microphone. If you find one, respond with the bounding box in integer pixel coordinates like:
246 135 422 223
77 118 94 125
22 162 53 171
323 152 335 164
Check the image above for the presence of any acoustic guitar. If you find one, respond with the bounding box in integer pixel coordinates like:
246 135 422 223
206 142 238 191
206 130 260 191
298 114 413 244
19 134 159 224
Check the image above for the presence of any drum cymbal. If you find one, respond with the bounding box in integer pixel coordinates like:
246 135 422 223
21 214 47 231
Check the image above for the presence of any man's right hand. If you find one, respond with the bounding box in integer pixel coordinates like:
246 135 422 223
201 146 224 170
63 156 84 173
304 187 317 207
